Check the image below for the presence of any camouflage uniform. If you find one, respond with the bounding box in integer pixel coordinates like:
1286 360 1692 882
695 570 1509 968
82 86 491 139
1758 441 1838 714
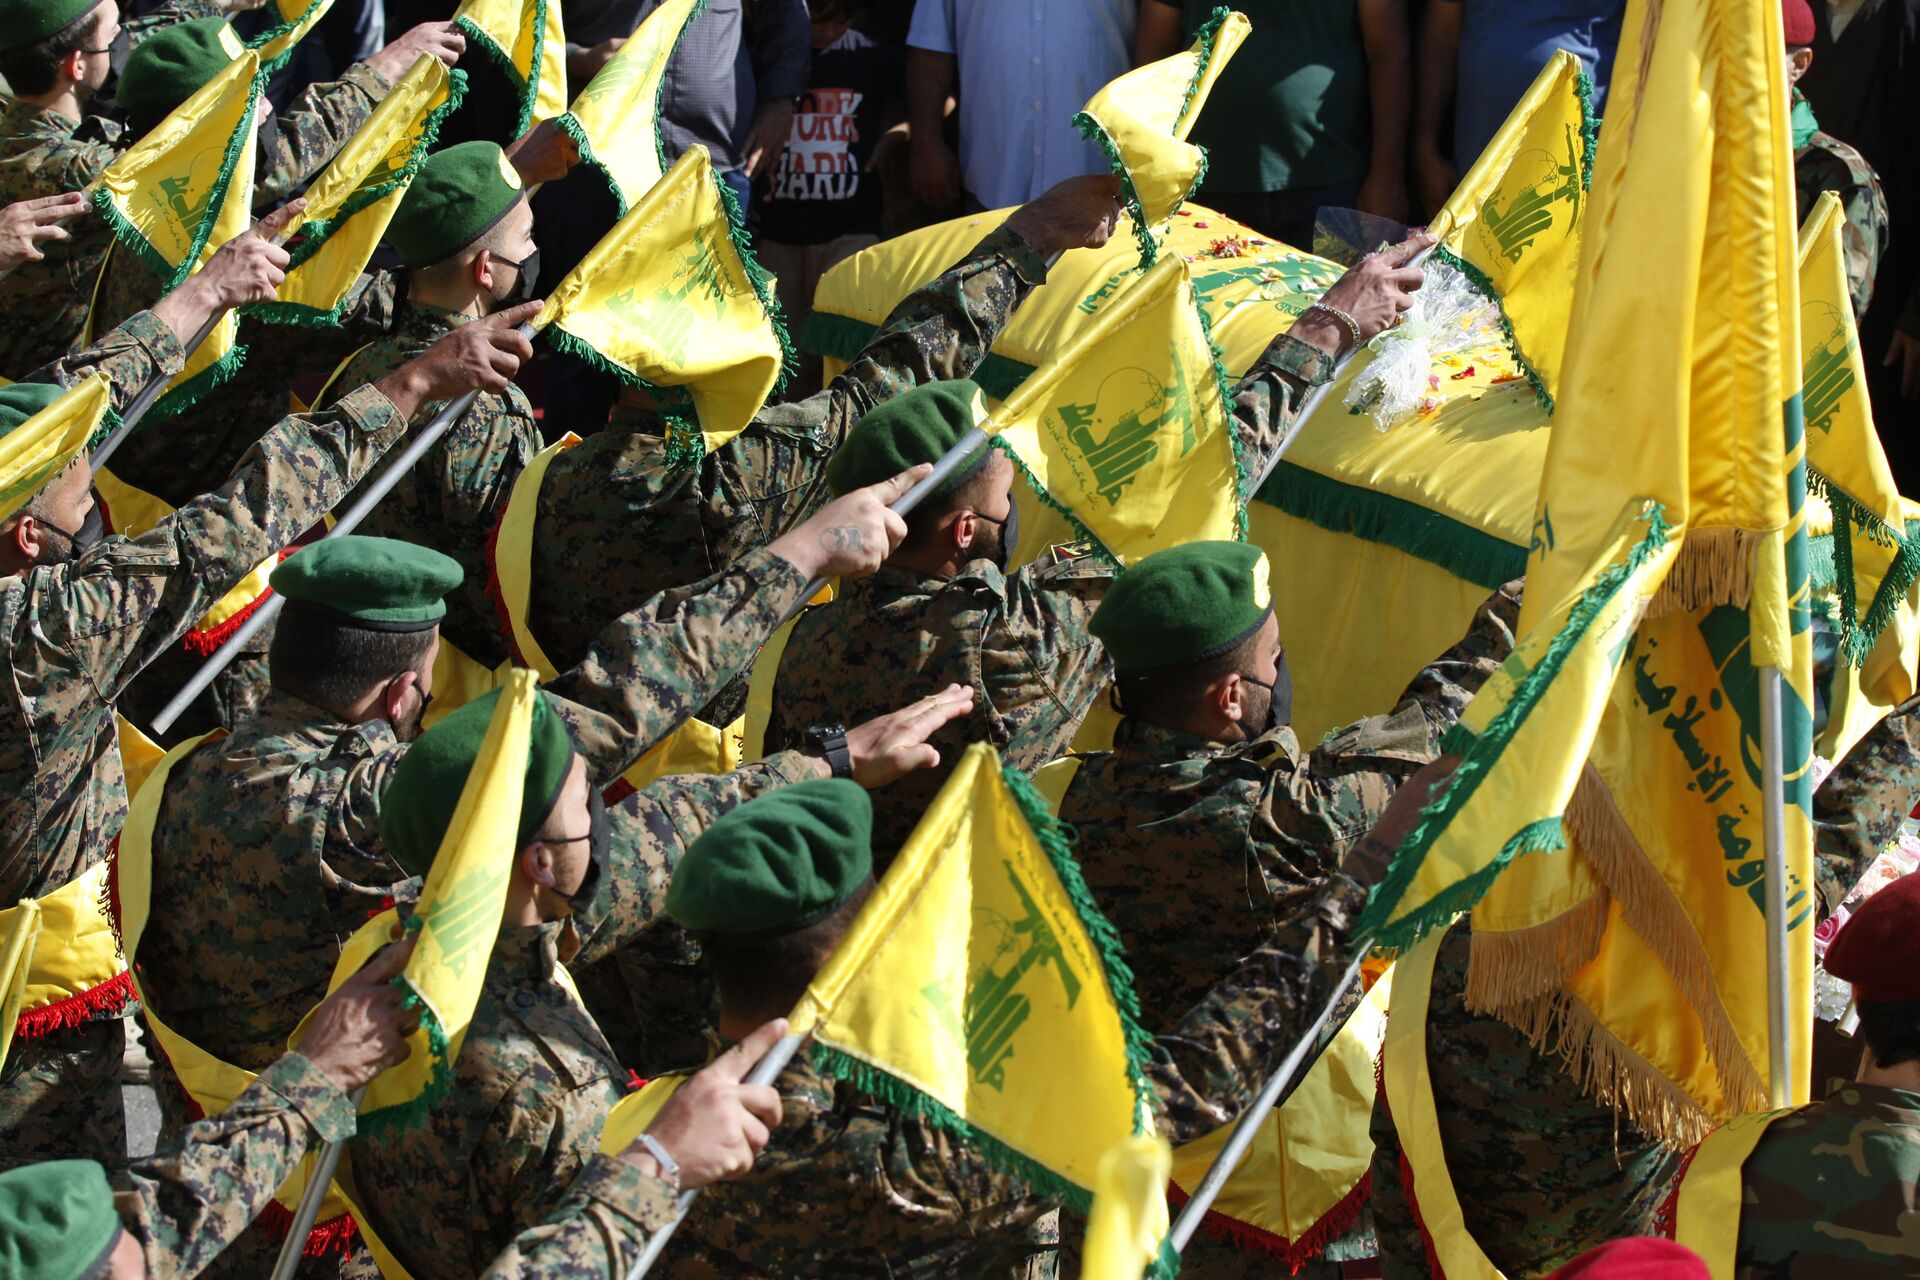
765 327 1340 863
0 309 409 1170
525 224 1054 685
0 0 220 379
0 56 389 383
319 302 541 673
477 1155 677 1280
121 1051 357 1280
1794 87 1891 321
668 843 1381 1278
1367 697 1920 1278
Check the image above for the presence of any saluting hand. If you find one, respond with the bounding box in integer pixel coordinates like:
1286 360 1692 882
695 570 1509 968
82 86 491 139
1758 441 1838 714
0 192 88 274
627 1019 788 1189
771 463 932 582
839 683 976 787
294 938 421 1093
377 300 543 419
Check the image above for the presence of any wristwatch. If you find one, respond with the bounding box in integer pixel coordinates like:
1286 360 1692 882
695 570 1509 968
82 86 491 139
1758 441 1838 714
805 723 853 779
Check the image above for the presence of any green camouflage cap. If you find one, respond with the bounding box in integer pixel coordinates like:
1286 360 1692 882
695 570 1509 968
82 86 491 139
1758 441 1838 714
116 18 244 116
0 0 105 53
387 141 527 269
271 536 462 631
825 379 992 497
666 778 873 936
1090 540 1274 674
0 1160 120 1280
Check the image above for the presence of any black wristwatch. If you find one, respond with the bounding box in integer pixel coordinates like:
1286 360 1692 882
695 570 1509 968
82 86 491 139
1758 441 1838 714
805 723 853 779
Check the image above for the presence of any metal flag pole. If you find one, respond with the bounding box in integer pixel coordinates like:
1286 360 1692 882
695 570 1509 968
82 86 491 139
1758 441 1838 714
624 1032 808 1280
1166 949 1367 1253
89 313 224 470
1757 664 1793 1108
150 318 538 735
267 1084 368 1280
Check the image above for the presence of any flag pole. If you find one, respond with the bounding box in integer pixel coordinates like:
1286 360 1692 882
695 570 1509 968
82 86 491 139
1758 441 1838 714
267 1084 367 1280
149 321 539 735
1757 664 1793 1108
623 1032 808 1280
88 313 223 470
1166 949 1366 1253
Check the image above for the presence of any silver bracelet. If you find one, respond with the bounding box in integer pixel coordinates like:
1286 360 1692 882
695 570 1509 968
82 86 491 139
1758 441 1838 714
1305 302 1364 353
637 1132 681 1193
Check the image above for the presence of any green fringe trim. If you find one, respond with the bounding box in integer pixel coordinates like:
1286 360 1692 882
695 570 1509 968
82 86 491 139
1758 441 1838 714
1804 466 1920 667
553 111 622 213
662 413 705 469
246 0 325 73
453 0 548 137
1073 112 1159 271
992 436 1119 566
807 764 1160 1209
1256 461 1528 589
1172 8 1233 136
545 324 644 388
1147 1237 1184 1280
650 0 708 191
1190 287 1247 539
86 408 125 454
1573 68 1600 193
1358 501 1674 951
709 165 795 394
355 913 456 1140
138 342 250 430
1432 245 1555 415
545 328 710 469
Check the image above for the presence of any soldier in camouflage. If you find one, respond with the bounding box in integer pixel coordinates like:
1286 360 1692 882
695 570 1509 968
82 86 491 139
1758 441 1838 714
765 231 1439 865
1787 0 1889 321
1368 694 1920 1277
0 204 538 1172
652 772 1411 1278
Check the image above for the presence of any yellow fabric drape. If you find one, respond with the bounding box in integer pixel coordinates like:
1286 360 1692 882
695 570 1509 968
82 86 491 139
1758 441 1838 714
0 862 125 1076
0 375 111 524
1672 1109 1789 1278
557 0 703 210
1082 1137 1173 1280
451 0 565 133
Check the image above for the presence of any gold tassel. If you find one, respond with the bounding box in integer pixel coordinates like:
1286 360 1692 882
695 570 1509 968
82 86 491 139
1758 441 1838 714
1465 889 1611 1009
1645 527 1758 616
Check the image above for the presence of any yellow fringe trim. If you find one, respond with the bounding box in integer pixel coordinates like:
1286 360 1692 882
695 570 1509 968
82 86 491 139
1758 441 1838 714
1644 527 1758 617
1465 888 1611 1009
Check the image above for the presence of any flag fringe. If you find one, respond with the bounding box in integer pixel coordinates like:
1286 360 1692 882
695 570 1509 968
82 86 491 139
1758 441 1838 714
1432 245 1555 416
1164 1170 1372 1274
709 164 796 395
139 343 251 433
255 1200 359 1257
1463 885 1609 1008
11 969 135 1039
554 112 619 212
994 439 1120 566
1644 527 1757 616
1192 283 1250 540
182 587 275 654
354 914 454 1140
1804 466 1920 667
1071 113 1161 271
452 0 547 136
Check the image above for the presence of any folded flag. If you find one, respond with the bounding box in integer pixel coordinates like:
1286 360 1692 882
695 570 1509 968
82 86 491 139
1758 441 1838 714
0 376 113 523
248 56 466 326
1428 49 1597 411
90 38 262 421
786 742 1156 1208
247 0 336 69
532 145 789 454
1082 1137 1174 1280
1072 7 1249 266
554 0 704 212
989 251 1239 562
453 0 566 135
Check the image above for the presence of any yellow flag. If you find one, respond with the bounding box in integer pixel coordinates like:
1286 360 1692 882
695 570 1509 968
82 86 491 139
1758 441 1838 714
787 743 1155 1207
533 146 789 453
249 58 466 325
453 0 566 134
91 37 261 421
0 375 113 523
1081 1137 1172 1280
555 0 704 212
247 0 336 68
1365 0 1812 1148
321 669 537 1133
1072 8 1250 266
1430 50 1596 410
988 252 1238 563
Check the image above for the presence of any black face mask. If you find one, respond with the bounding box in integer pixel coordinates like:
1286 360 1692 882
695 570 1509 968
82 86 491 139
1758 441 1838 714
971 501 1018 571
39 503 104 565
555 788 610 915
494 247 541 308
1239 651 1293 736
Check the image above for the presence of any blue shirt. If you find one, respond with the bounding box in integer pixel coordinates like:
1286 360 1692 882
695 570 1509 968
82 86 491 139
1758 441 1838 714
1448 0 1624 168
907 0 1134 209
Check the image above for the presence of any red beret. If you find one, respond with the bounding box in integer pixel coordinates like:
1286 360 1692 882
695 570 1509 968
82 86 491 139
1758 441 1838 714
1826 872 1920 1003
1782 0 1816 45
1546 1238 1710 1280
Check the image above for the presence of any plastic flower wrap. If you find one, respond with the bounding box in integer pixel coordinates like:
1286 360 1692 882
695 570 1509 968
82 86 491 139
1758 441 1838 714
1342 259 1502 430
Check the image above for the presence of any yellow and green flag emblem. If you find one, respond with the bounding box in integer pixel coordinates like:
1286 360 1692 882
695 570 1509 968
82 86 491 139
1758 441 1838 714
787 742 1155 1207
989 251 1239 562
554 0 704 213
453 0 566 134
321 668 538 1132
1429 49 1596 411
247 0 336 68
91 35 262 421
0 375 113 523
1072 7 1250 266
248 57 466 326
533 145 789 454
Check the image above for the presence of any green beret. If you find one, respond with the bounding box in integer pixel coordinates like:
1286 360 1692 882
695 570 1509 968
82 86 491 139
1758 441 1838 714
378 686 575 877
667 779 873 936
387 142 527 270
0 383 63 442
0 1160 121 1280
0 0 104 54
271 537 462 632
1091 541 1274 675
116 18 244 117
825 380 991 498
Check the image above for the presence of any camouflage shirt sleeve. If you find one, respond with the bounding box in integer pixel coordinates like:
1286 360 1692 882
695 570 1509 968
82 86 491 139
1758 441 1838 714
1145 869 1370 1145
122 1052 354 1280
1812 695 1920 920
571 750 819 968
480 1073 608 1242
547 545 813 786
254 64 390 207
989 554 1115 772
122 0 224 44
1230 332 1339 504
477 1155 678 1280
45 385 405 699
20 309 185 409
